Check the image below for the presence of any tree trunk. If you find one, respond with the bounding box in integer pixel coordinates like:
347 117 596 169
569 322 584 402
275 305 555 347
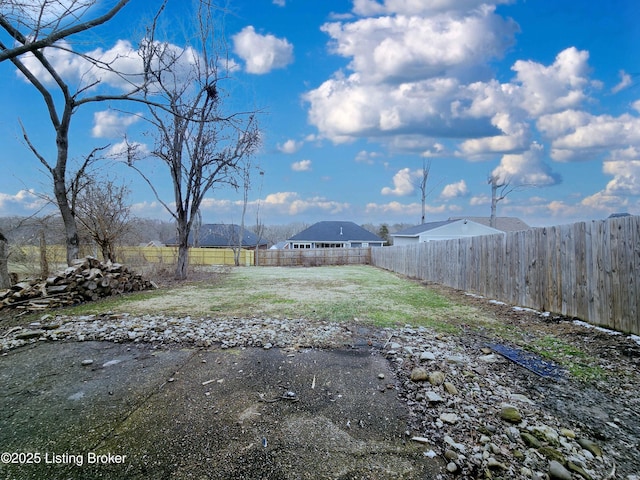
39 229 49 278
174 223 190 280
53 133 79 265
490 178 498 228
0 231 11 289
100 243 115 263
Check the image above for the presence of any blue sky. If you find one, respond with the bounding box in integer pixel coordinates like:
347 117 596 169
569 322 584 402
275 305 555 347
1 0 639 227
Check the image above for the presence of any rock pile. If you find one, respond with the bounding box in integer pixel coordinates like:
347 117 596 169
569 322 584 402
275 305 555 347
0 257 156 311
384 326 619 480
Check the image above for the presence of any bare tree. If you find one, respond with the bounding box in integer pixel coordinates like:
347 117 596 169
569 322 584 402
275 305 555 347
0 230 10 288
128 2 260 279
234 158 254 266
74 177 132 262
1 0 157 265
419 158 431 224
487 173 532 228
0 0 130 62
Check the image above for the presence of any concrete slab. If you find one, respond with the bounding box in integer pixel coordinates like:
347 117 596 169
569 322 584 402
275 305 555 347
0 342 443 479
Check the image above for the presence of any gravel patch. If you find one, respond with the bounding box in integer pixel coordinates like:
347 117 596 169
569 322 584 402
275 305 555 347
2 311 638 479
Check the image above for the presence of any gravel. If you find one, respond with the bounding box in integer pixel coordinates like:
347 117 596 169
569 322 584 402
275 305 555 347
1 312 638 479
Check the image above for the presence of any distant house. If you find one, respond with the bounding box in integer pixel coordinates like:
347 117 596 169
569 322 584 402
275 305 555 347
391 219 503 246
166 224 267 250
284 221 384 249
448 216 530 232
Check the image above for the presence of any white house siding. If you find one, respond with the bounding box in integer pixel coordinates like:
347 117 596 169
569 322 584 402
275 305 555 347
392 236 417 247
393 221 503 245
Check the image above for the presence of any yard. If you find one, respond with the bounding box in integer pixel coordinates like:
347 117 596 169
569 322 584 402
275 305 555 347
1 264 639 477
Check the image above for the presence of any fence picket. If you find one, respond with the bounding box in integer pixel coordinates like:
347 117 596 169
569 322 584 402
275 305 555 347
370 216 640 335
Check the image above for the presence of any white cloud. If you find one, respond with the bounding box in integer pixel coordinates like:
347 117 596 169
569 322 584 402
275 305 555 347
491 143 561 186
262 192 349 216
603 160 640 196
291 159 312 172
470 194 490 206
381 167 421 196
355 150 383 164
277 139 303 154
322 6 518 84
511 47 591 116
232 26 293 74
612 70 632 94
580 191 629 212
0 189 47 212
92 111 141 138
273 0 286 6
365 200 446 216
458 112 529 156
107 139 150 161
441 180 468 199
541 111 640 162
17 39 201 92
352 0 512 16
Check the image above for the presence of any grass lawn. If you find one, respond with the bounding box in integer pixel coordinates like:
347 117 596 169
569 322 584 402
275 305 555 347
64 265 481 333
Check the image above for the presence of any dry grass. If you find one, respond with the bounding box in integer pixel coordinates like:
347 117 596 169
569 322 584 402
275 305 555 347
62 265 486 331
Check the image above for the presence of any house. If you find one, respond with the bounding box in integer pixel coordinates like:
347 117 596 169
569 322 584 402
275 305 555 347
284 221 385 249
448 216 530 232
166 224 267 250
391 219 503 246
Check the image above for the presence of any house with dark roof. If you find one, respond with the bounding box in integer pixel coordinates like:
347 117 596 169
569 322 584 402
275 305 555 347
391 219 503 246
447 216 530 232
165 224 267 250
284 221 384 249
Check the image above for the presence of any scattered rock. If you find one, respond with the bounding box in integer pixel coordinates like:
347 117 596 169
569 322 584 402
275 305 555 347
487 457 507 469
548 460 572 480
419 351 436 361
577 438 602 457
15 330 43 340
443 381 458 395
439 413 459 424
427 370 445 385
500 405 522 423
410 367 428 382
567 461 593 480
425 391 444 403
81 359 94 366
521 432 542 449
539 446 565 463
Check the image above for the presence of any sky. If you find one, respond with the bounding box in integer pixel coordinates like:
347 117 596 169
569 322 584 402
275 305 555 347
1 0 639 228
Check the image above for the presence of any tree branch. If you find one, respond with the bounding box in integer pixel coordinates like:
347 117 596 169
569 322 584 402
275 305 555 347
0 0 131 63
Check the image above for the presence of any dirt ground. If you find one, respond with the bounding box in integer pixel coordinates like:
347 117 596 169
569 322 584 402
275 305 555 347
0 340 444 480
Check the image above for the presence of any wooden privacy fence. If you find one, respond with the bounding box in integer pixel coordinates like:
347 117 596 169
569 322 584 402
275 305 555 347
256 247 372 267
16 245 254 267
118 247 254 266
371 216 640 335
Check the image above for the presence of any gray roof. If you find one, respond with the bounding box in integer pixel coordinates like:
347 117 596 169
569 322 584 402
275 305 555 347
448 216 530 232
392 220 458 237
288 221 383 243
167 224 267 247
